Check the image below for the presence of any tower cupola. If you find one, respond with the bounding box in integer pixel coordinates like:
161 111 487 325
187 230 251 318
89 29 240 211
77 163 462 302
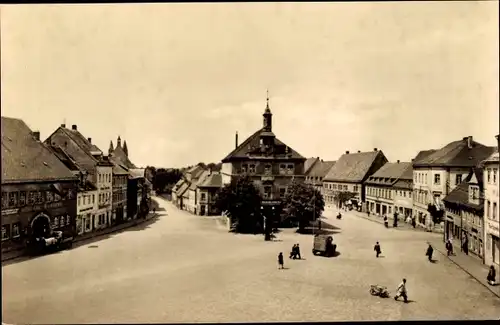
263 90 272 131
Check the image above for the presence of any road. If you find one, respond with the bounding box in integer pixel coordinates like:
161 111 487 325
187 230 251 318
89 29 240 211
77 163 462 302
2 196 500 323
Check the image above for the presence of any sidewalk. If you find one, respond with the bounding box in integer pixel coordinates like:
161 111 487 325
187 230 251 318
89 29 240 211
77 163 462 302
427 236 500 298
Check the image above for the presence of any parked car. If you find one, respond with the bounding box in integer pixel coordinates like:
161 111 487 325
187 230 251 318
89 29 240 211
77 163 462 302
312 234 337 257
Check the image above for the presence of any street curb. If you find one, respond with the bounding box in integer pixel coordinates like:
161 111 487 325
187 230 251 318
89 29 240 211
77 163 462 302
432 245 500 299
2 216 152 264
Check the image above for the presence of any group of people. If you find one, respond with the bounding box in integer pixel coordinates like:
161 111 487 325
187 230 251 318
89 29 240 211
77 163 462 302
277 244 303 269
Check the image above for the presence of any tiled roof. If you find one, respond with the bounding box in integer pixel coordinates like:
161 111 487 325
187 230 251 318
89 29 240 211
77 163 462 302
304 157 320 174
393 179 413 190
175 180 187 195
80 180 98 192
413 139 495 167
110 145 137 169
443 170 483 212
324 151 385 183
48 145 83 172
178 182 190 197
221 128 305 162
482 150 499 164
306 160 336 178
413 150 437 163
189 169 210 190
198 172 223 188
2 117 77 183
112 162 129 175
128 168 145 179
173 179 184 192
365 162 412 186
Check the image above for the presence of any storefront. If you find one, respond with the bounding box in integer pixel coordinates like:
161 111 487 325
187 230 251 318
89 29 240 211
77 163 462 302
485 219 500 267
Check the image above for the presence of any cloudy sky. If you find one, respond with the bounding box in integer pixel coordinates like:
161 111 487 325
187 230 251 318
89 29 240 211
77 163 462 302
1 2 498 168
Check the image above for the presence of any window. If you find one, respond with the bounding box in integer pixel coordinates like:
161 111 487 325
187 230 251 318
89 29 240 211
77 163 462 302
487 201 490 218
78 197 81 206
19 191 26 206
53 217 59 229
434 174 441 185
414 174 417 183
279 187 286 198
92 194 95 204
28 191 35 204
494 202 497 220
353 185 358 192
487 169 491 183
241 164 248 173
264 164 272 175
287 164 294 175
46 191 53 203
456 174 462 185
1 192 7 208
2 225 10 241
201 193 206 201
343 185 348 191
494 169 497 184
249 164 256 174
36 191 44 204
12 222 21 238
8 192 18 207
85 218 91 230
99 174 102 183
66 215 71 225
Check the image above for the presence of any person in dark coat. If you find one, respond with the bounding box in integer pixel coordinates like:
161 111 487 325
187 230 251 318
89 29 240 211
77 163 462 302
412 217 416 228
487 265 496 285
278 252 284 269
445 240 452 256
462 237 469 255
290 244 297 259
295 243 301 260
426 244 434 262
393 212 398 227
384 215 389 228
374 241 382 258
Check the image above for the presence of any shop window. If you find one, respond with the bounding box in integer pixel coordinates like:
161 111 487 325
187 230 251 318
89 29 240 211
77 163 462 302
2 225 10 241
19 191 26 206
249 164 256 174
279 187 286 198
46 191 54 203
53 217 59 229
12 222 21 238
66 215 71 225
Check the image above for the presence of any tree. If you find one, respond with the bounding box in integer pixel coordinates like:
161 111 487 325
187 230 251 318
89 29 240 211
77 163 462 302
333 191 357 208
215 176 262 233
152 168 183 193
283 181 325 233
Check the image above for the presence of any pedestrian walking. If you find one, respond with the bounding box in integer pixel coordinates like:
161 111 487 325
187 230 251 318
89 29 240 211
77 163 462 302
289 244 297 259
487 265 496 286
445 240 452 256
374 241 382 258
411 217 416 228
384 215 389 228
367 210 370 217
426 244 434 262
278 252 284 269
394 278 408 303
393 212 398 227
296 243 302 260
462 237 469 255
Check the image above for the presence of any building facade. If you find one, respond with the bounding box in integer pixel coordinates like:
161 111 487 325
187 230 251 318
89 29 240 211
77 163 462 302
443 169 485 259
304 159 336 195
1 117 79 259
196 172 223 216
220 97 306 223
483 137 499 268
111 163 128 225
412 137 495 232
365 161 412 217
323 149 388 210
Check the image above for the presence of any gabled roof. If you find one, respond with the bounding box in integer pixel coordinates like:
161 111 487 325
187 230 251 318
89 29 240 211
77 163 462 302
110 145 137 169
173 179 185 192
443 169 484 212
48 145 83 173
306 160 336 178
324 151 385 183
413 138 495 168
413 150 437 164
128 168 145 179
112 162 129 176
189 169 210 190
365 162 412 186
482 150 499 165
304 157 320 174
221 128 305 162
179 182 190 197
198 172 223 188
2 117 77 183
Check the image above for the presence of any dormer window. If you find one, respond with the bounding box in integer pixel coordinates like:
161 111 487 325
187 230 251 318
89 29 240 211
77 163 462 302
241 164 248 173
264 164 272 175
249 164 256 174
456 174 462 185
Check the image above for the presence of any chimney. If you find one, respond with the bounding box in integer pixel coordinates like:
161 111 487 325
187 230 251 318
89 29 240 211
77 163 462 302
397 160 400 163
345 151 350 154
72 124 77 130
467 136 473 149
88 137 92 144
374 148 378 151
32 131 40 141
61 123 66 128
496 134 499 149
235 131 239 149
357 150 361 153
411 158 415 162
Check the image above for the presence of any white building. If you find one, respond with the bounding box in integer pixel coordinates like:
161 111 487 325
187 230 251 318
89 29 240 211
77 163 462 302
94 158 113 230
483 136 499 268
77 183 98 235
365 161 413 218
412 136 495 232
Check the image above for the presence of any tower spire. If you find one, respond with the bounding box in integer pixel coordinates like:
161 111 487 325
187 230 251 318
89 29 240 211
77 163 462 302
266 89 270 110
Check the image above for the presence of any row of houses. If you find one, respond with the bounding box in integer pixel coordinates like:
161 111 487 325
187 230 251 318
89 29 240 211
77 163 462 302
303 136 498 266
1 117 151 260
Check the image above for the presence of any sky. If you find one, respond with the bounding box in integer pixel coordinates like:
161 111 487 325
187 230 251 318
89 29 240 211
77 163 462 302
1 2 499 168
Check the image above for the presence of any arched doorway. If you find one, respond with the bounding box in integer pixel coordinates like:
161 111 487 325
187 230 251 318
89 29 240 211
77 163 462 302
31 213 51 238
